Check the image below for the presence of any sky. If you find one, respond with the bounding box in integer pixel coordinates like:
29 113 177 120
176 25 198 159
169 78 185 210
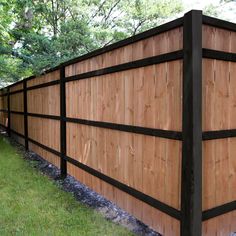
183 0 221 9
182 0 236 22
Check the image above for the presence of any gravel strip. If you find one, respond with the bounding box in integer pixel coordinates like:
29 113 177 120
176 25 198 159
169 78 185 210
0 130 161 236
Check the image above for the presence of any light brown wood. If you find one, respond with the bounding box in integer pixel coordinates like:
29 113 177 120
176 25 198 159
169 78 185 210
203 25 236 53
0 96 7 110
66 60 183 131
202 57 236 212
27 85 60 115
66 122 182 209
0 111 7 126
202 59 236 131
27 70 60 88
67 163 180 236
10 93 24 112
65 27 183 77
202 210 236 236
9 82 23 92
203 138 236 210
28 116 60 152
10 114 24 135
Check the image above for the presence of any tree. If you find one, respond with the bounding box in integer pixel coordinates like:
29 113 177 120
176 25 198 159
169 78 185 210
0 0 183 82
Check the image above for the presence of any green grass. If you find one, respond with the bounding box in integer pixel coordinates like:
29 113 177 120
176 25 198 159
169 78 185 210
0 136 133 236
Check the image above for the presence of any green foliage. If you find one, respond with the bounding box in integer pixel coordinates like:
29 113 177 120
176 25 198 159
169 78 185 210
0 0 184 82
118 0 183 35
203 4 220 17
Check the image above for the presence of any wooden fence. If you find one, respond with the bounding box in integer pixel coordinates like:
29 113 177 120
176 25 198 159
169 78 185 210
0 10 236 236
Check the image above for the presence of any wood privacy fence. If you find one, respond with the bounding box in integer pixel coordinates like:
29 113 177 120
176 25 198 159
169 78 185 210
0 10 236 236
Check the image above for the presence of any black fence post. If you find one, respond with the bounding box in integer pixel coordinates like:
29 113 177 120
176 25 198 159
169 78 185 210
7 87 11 136
23 80 28 150
181 10 202 236
60 66 67 178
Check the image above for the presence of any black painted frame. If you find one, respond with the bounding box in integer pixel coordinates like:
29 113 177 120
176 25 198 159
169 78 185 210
23 80 28 150
7 88 11 137
181 10 202 236
60 66 67 178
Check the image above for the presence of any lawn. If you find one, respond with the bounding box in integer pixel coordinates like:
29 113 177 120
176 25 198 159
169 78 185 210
0 135 133 236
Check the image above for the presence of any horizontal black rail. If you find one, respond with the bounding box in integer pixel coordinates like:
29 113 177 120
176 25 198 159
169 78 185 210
203 129 236 140
0 14 235 94
27 113 61 120
203 15 236 32
1 51 183 94
0 17 184 92
0 89 24 97
6 128 181 220
65 50 183 82
27 80 60 91
1 80 60 95
4 50 236 94
63 154 181 220
62 18 184 67
0 93 7 97
10 111 24 115
7 110 236 141
4 127 236 221
10 111 182 140
28 137 61 156
8 129 60 156
203 49 236 62
65 117 182 140
10 89 24 95
202 201 236 221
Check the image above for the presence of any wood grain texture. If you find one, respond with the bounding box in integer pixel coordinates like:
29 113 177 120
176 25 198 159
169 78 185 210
202 210 236 236
202 55 236 221
67 162 180 236
10 93 24 112
66 122 182 209
10 114 24 135
66 60 183 131
27 85 60 115
0 111 7 126
203 59 236 131
27 70 60 88
65 27 183 77
0 96 8 110
203 138 236 210
203 25 236 53
28 116 60 152
9 82 23 92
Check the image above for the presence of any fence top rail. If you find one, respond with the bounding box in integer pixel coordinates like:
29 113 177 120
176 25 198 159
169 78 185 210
0 15 184 92
1 10 236 93
203 15 236 32
60 16 184 68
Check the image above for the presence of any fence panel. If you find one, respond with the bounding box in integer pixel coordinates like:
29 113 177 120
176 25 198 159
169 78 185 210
202 19 236 235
